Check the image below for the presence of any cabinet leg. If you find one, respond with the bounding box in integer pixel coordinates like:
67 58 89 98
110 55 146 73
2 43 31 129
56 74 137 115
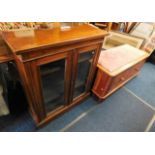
98 98 105 102
92 93 105 103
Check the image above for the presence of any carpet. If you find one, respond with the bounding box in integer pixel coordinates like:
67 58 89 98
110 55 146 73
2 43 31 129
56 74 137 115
149 121 155 132
65 88 155 132
0 112 36 132
125 62 155 108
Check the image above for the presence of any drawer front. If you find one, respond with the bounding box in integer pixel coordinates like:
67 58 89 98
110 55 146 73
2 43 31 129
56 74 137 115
127 61 144 77
109 61 144 91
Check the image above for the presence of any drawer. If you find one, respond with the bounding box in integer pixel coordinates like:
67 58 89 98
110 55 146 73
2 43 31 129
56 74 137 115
127 61 144 77
109 61 144 91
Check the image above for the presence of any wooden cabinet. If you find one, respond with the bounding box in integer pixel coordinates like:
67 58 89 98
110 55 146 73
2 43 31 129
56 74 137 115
92 45 149 101
93 60 146 100
2 24 108 126
26 45 99 125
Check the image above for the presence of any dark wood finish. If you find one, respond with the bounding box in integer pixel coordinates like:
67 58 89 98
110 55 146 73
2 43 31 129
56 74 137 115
2 23 108 126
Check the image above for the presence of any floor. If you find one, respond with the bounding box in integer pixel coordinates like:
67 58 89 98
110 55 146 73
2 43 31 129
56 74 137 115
0 62 155 132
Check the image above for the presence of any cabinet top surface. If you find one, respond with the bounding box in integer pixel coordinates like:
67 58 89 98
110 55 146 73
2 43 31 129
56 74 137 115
2 24 108 54
98 44 149 76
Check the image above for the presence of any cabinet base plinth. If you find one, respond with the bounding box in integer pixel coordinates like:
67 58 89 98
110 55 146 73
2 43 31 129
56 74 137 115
36 92 90 128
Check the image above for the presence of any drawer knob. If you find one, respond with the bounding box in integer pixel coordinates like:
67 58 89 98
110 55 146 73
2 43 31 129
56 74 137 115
120 77 125 81
135 68 139 71
101 88 104 91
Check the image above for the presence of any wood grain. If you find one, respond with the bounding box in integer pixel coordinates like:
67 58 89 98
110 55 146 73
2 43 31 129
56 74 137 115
2 23 108 126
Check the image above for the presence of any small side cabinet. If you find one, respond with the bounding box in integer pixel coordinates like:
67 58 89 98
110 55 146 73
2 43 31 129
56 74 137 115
92 45 149 101
2 24 108 126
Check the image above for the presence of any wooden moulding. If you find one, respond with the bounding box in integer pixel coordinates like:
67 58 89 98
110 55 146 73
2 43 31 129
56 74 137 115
20 38 104 62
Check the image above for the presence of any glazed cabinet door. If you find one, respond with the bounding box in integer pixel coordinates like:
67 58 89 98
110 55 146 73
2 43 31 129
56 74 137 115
29 52 72 121
71 44 100 101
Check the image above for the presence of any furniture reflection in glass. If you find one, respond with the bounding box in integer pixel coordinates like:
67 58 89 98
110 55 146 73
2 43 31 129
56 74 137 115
40 59 65 114
37 49 96 117
73 51 95 99
31 48 98 125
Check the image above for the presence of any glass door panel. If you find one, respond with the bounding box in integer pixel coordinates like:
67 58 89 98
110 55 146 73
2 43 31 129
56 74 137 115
73 51 95 99
39 59 65 114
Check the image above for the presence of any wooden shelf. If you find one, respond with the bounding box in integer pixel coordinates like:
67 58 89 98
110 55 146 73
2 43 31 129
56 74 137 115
45 96 64 113
41 66 62 76
43 83 64 104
